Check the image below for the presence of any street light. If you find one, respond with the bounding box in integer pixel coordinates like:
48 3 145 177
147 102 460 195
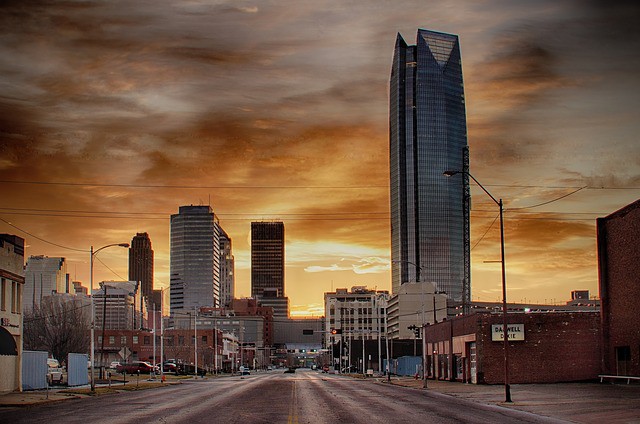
443 170 512 403
90 243 129 392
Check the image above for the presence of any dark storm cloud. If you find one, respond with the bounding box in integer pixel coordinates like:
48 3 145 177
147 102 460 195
467 1 640 171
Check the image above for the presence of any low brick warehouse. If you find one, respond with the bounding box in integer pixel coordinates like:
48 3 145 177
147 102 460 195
424 311 601 384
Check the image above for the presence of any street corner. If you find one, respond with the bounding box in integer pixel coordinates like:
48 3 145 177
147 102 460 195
0 390 84 407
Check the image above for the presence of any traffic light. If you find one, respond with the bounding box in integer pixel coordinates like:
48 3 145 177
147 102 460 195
408 325 420 338
330 328 342 335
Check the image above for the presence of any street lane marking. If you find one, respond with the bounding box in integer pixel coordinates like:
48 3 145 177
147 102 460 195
287 380 298 424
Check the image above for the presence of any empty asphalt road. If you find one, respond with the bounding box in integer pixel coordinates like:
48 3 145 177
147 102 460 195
0 369 570 423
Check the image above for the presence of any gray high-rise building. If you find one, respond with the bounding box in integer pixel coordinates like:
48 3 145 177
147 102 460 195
389 29 470 304
24 256 68 311
170 206 221 314
219 228 235 308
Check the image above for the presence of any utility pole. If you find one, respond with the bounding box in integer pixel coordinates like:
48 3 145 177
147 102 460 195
194 307 198 378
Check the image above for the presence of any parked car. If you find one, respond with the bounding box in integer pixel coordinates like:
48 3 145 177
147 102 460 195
163 362 178 373
284 367 296 374
109 361 121 370
176 362 206 376
116 361 157 374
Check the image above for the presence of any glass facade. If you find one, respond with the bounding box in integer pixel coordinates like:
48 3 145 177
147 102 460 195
251 221 285 298
390 29 470 303
170 205 221 314
219 228 235 308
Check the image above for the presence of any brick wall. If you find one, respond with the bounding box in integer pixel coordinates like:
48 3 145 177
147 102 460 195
597 199 640 376
424 312 601 384
477 312 600 384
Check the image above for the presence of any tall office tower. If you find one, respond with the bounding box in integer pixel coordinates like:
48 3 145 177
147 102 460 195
93 281 141 330
251 221 288 318
251 221 284 298
129 232 154 305
24 256 68 311
219 229 235 308
170 206 221 315
389 29 470 304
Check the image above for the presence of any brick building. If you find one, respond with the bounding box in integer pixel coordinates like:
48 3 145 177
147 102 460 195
229 298 274 347
95 328 222 372
597 198 640 377
423 311 601 384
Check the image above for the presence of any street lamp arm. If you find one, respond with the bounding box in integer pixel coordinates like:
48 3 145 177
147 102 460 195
391 259 422 272
93 243 130 257
443 170 500 206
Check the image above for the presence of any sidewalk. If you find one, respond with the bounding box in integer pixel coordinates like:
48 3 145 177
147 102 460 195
381 376 640 423
0 376 183 408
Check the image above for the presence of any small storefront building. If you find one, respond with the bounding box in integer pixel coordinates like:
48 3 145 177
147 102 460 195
424 311 601 384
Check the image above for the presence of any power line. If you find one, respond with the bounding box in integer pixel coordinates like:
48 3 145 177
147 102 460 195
471 213 500 251
2 179 639 190
0 216 87 252
0 180 387 190
0 207 388 217
507 186 587 210
95 256 128 281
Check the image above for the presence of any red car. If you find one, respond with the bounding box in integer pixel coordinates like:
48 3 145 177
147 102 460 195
116 361 158 374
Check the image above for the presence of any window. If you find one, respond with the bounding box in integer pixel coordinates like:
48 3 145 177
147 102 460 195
121 336 127 345
144 336 150 345
11 281 16 313
202 335 207 343
16 283 21 314
616 346 631 375
109 336 115 345
167 336 174 346
97 336 102 344
133 335 139 344
0 279 5 311
178 335 185 345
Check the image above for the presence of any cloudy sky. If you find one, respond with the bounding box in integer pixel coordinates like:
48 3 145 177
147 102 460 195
1 0 639 316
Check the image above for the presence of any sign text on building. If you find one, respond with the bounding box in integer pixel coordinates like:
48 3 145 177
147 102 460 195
491 323 525 341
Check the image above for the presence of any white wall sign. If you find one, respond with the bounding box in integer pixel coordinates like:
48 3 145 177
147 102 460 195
491 324 525 341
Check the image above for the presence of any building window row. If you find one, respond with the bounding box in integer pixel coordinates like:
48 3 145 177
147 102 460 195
0 278 22 314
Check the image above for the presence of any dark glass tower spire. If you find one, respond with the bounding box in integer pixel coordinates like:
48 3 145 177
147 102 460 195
390 29 470 304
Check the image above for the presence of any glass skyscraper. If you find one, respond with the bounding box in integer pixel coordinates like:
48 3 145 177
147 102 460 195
251 221 285 298
170 205 221 314
251 221 289 318
390 29 470 304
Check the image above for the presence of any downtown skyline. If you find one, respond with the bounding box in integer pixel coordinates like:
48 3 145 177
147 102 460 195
1 1 639 316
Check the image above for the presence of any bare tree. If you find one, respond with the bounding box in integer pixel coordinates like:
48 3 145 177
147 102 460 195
23 295 91 362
